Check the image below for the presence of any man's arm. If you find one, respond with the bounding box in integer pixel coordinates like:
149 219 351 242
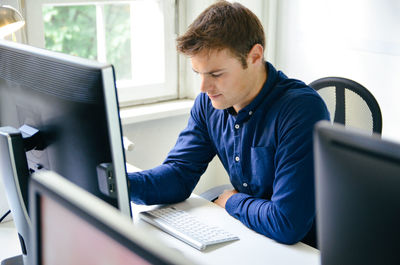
128 94 216 205
223 95 330 244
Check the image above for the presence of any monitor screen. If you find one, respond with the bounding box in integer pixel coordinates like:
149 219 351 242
314 121 400 265
40 194 150 265
30 171 193 265
0 40 130 263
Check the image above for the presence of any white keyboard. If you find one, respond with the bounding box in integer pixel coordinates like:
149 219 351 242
139 206 239 251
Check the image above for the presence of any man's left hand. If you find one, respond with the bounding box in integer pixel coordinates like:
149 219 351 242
214 189 239 208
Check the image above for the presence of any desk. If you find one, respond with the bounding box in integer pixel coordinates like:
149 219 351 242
132 194 320 265
0 195 320 265
0 221 21 262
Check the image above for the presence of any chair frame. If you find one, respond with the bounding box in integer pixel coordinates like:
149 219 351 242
309 77 382 134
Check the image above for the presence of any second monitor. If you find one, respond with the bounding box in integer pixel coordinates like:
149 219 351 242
314 121 400 265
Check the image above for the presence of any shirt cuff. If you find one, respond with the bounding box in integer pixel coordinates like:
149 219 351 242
225 192 251 217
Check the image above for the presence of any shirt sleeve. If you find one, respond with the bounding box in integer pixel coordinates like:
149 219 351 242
225 93 330 244
128 94 216 205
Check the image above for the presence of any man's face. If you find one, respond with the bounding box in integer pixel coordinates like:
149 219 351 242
191 48 260 112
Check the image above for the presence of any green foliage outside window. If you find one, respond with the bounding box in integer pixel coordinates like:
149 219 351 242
104 5 132 80
43 5 97 60
43 4 132 80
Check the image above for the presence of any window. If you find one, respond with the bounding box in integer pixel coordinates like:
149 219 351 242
25 0 178 106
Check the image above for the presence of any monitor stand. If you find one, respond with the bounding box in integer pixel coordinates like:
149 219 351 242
1 255 23 265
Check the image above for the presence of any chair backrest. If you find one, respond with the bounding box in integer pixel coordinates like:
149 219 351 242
309 77 382 134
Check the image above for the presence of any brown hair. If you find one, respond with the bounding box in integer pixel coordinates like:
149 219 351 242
176 0 265 68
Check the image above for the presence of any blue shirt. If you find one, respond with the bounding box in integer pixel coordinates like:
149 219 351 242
128 62 330 244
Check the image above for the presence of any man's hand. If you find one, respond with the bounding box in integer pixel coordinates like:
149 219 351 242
214 189 239 208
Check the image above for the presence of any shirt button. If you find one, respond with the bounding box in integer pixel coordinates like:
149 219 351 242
234 124 240 129
235 156 240 162
249 111 253 115
243 183 248 187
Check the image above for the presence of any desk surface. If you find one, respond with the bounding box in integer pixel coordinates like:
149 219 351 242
0 194 320 265
132 194 320 265
0 221 21 262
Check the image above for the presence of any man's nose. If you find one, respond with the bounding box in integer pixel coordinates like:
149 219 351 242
200 75 212 93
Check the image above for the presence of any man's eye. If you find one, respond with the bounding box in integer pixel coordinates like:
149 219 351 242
211 73 223 78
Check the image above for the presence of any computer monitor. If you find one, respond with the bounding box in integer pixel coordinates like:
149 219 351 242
0 40 130 264
29 170 195 265
314 121 400 265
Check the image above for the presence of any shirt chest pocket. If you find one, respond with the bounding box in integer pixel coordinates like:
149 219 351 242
249 146 275 195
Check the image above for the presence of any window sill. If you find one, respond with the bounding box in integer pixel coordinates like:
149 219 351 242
120 99 194 125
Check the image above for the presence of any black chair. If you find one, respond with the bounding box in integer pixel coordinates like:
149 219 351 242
309 77 382 134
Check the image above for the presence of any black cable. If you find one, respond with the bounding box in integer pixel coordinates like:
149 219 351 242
0 210 11 223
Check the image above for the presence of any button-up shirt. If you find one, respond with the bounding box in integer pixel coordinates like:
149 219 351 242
128 62 330 244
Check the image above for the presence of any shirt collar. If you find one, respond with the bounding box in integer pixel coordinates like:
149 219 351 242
226 61 278 124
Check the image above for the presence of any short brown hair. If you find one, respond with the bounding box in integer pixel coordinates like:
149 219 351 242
176 0 265 68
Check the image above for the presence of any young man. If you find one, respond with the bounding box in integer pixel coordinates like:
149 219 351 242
128 1 330 246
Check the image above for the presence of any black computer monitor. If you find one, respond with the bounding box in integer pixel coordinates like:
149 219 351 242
314 121 400 265
29 170 194 265
0 40 130 264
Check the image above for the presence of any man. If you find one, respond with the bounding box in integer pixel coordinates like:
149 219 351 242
128 1 330 246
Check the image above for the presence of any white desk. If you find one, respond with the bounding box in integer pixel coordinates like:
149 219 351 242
0 194 320 265
0 221 21 262
132 194 320 265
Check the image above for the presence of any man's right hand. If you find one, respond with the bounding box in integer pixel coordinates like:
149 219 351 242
214 189 238 208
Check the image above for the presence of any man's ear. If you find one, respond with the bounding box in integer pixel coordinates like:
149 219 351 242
247 44 264 65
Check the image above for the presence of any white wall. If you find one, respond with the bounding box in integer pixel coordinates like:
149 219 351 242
274 0 400 141
0 174 10 222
